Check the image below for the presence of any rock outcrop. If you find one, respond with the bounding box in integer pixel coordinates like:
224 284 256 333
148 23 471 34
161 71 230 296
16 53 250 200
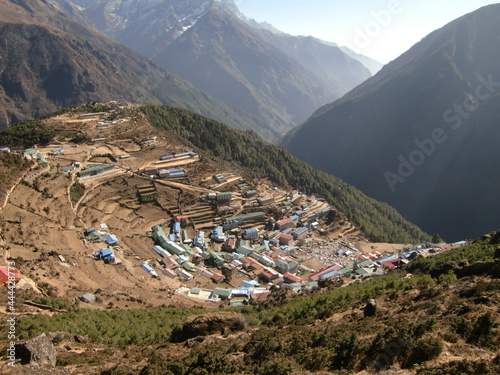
78 293 96 303
364 299 377 318
182 312 247 339
14 333 57 366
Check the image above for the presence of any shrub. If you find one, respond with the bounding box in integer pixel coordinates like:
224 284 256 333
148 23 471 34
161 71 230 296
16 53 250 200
70 182 85 204
416 359 492 375
438 270 457 285
468 312 496 346
404 336 443 368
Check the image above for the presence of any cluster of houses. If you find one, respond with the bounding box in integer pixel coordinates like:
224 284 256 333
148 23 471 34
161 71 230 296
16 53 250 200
86 227 121 264
171 241 442 304
137 202 445 304
142 152 198 179
137 193 348 295
144 207 322 286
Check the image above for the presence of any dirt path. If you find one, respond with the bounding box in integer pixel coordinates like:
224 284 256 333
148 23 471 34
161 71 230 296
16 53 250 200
1 175 23 209
1 164 49 209
212 176 241 190
155 179 214 194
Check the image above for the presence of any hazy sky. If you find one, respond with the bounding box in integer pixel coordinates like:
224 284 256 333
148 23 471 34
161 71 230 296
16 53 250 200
235 0 499 64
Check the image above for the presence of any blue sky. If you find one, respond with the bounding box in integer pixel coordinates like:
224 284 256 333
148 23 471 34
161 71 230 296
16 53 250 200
235 0 500 64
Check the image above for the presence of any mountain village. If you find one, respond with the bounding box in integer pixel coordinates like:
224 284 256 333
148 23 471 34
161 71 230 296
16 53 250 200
0 103 453 308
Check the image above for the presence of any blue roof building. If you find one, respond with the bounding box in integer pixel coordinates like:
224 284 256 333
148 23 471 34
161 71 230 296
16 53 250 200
152 245 171 258
141 262 154 273
172 222 181 233
94 248 116 264
103 234 119 245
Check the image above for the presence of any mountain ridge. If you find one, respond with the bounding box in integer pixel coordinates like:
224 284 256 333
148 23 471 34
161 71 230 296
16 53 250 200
0 0 279 140
62 0 374 135
284 4 500 241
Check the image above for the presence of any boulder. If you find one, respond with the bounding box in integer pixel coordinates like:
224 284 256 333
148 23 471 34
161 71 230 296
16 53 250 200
15 333 57 366
74 335 89 343
46 332 73 344
78 293 96 303
364 299 377 318
455 261 495 278
182 312 247 339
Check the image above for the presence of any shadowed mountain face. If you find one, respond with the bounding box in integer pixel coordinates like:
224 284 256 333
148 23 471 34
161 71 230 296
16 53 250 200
65 0 372 137
284 4 500 241
0 0 274 139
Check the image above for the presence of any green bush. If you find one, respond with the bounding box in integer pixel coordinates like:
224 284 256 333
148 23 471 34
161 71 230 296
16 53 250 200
33 296 79 312
438 270 457 285
416 360 493 375
70 182 85 204
468 312 496 347
17 306 203 345
404 336 443 367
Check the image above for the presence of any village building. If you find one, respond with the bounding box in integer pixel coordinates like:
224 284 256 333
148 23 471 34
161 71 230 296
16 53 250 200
94 248 116 264
161 257 180 270
283 272 304 284
258 196 275 206
0 267 21 285
77 164 116 178
242 228 259 240
276 218 293 231
277 233 294 246
223 237 236 252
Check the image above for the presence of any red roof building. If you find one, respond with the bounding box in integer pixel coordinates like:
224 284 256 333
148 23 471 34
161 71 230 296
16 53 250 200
240 257 259 271
161 257 180 269
258 268 280 282
174 215 189 223
251 291 271 302
0 267 21 286
211 272 225 284
381 259 402 270
271 249 287 260
223 237 236 251
277 233 294 245
276 218 293 230
283 272 304 284
310 264 342 281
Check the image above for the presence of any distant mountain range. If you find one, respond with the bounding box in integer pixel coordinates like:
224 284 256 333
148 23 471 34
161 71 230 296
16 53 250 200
284 4 500 241
0 0 282 140
58 0 377 137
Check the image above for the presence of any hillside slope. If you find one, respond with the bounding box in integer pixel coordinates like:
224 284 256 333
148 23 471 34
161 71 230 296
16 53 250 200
284 4 500 241
141 105 429 244
6 234 500 374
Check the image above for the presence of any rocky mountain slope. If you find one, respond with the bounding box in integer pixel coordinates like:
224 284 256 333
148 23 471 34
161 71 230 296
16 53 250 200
0 0 277 140
63 0 373 136
284 4 500 241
